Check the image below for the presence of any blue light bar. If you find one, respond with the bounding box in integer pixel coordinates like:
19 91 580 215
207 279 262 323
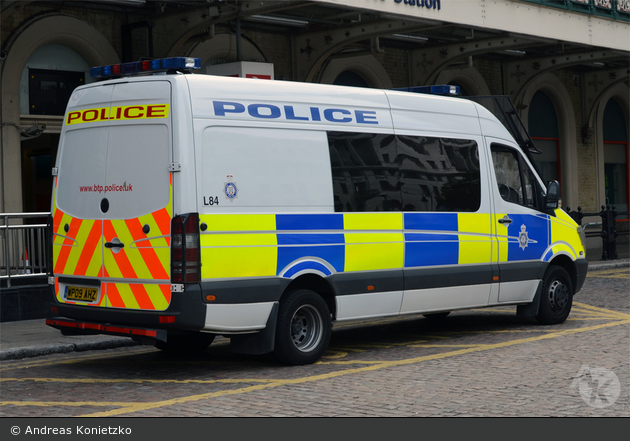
90 57 201 79
396 85 461 96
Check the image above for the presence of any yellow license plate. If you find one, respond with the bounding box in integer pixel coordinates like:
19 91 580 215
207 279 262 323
66 286 99 302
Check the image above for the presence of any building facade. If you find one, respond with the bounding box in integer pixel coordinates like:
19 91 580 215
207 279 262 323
1 0 629 250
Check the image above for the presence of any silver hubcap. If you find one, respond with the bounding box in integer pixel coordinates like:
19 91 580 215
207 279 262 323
290 304 323 352
548 279 569 313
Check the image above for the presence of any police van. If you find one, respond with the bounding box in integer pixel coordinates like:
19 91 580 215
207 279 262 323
46 57 588 365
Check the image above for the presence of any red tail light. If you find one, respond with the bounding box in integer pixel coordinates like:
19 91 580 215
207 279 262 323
171 213 201 284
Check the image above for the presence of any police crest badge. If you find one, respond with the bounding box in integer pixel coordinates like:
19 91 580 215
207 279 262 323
224 174 238 202
518 224 529 250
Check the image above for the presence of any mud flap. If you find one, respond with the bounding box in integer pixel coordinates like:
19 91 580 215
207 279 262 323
516 280 542 319
230 302 279 355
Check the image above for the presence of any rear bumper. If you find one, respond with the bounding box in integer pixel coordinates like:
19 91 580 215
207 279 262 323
50 282 207 332
46 318 167 342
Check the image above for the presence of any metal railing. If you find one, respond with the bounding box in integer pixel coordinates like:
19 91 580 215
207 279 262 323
566 206 630 260
1 212 50 287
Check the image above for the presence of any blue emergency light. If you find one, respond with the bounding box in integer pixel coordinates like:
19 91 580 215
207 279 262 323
396 85 460 96
90 57 201 79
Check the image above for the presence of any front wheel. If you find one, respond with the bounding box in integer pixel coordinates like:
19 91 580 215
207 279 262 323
274 289 332 365
536 265 573 325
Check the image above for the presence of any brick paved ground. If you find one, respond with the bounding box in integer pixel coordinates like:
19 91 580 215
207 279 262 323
1 267 628 417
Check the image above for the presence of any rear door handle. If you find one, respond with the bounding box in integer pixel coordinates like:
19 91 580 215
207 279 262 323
498 216 512 225
104 241 124 248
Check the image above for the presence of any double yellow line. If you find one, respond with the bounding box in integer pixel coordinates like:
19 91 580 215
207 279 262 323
2 302 628 417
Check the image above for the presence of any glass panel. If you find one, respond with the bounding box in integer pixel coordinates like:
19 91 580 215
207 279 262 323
492 147 524 205
398 136 480 212
104 124 170 219
328 132 400 212
29 68 85 115
522 164 544 210
56 127 108 218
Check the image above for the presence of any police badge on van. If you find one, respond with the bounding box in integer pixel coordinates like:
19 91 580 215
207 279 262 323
224 174 238 202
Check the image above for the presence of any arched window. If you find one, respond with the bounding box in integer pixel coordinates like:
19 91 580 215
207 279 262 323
19 44 90 213
528 91 560 188
20 44 90 115
603 98 629 216
333 70 369 88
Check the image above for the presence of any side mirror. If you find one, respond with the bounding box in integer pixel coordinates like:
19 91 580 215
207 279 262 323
545 180 560 212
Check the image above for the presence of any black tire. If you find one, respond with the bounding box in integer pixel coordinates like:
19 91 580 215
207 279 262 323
536 265 573 325
423 311 451 320
274 289 332 365
155 332 215 353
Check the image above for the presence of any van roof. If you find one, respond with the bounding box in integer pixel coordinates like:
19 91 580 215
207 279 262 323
73 73 514 141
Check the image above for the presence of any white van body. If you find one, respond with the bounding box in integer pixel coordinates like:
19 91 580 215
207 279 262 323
48 70 588 365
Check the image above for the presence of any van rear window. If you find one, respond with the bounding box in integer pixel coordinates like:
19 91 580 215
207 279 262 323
56 124 170 219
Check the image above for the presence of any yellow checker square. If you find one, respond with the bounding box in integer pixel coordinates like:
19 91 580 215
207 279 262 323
201 233 277 248
458 234 493 265
458 213 494 265
201 246 278 279
200 214 276 232
343 212 403 231
345 241 404 272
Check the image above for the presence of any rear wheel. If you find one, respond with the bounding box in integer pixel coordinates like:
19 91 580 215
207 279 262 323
536 265 573 325
274 289 331 365
155 332 215 353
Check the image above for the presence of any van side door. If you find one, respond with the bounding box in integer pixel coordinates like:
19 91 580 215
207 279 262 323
399 135 494 314
487 139 550 303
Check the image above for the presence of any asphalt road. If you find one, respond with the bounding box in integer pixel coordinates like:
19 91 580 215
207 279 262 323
0 266 628 417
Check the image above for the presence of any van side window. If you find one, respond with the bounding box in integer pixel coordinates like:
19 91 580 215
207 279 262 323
328 132 401 212
398 136 480 212
328 132 481 213
491 145 544 211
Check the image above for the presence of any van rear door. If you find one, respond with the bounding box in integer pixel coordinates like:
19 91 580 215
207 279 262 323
53 80 173 311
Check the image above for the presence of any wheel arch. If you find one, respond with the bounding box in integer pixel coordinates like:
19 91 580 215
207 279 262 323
282 273 337 319
548 254 577 292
